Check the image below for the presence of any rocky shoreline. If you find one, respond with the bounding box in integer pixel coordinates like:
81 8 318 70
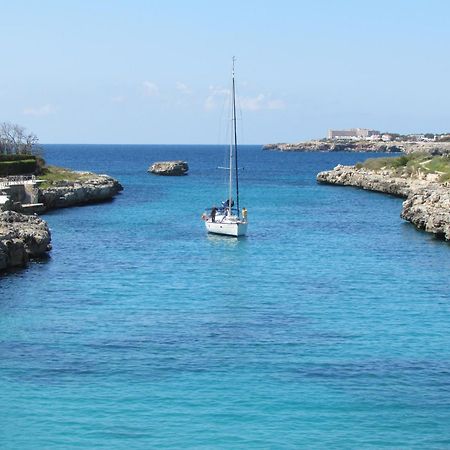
317 165 450 240
39 173 123 210
264 140 450 155
0 211 52 270
0 171 123 272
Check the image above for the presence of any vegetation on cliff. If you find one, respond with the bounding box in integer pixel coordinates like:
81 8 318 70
317 160 450 241
39 166 94 189
356 153 450 182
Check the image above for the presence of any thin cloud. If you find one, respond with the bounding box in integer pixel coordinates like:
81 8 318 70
267 99 286 110
205 86 286 112
22 104 56 117
143 81 159 96
239 94 286 111
176 81 192 95
111 95 127 103
239 94 265 111
204 85 230 111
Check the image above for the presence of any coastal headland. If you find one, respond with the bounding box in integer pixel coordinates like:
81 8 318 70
0 123 124 271
264 140 450 154
38 166 123 210
317 154 450 240
0 166 123 271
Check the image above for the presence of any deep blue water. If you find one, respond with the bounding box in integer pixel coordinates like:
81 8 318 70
1 145 450 449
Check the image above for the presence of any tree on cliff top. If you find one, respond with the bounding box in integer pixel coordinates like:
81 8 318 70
0 122 40 156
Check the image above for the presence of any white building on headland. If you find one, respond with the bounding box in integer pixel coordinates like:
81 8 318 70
328 128 380 140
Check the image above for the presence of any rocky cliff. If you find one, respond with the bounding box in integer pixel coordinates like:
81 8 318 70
0 211 51 271
265 140 450 154
148 161 189 176
317 165 450 240
39 173 123 210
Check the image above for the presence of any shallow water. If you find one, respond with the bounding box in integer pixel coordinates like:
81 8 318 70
1 145 450 448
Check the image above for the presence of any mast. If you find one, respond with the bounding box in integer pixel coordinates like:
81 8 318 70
227 59 234 217
231 56 240 217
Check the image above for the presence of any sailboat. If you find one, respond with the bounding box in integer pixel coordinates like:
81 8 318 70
202 58 248 237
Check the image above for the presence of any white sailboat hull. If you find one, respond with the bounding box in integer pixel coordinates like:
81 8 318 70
205 219 248 237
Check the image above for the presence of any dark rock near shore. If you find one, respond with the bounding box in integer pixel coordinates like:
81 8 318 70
148 161 188 176
317 165 450 240
0 211 51 271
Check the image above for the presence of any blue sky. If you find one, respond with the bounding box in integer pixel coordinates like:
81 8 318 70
1 0 450 144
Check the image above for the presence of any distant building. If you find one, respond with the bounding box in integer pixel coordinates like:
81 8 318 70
328 128 380 140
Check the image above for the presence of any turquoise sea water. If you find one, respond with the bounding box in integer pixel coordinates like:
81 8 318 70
1 145 450 449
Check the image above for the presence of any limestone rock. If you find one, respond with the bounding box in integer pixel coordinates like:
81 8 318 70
0 211 51 270
148 161 188 176
317 165 450 241
401 188 450 240
264 140 450 155
39 174 123 210
317 165 415 197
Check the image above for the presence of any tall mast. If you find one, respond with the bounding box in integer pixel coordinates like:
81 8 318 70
227 59 234 217
231 56 240 217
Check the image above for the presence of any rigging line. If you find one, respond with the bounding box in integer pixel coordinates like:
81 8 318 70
223 118 230 187
220 71 232 189
234 89 245 203
216 80 229 146
232 57 240 216
237 93 246 150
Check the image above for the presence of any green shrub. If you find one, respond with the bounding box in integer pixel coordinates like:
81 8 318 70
424 156 450 173
0 159 37 176
38 165 92 188
362 157 392 170
0 153 36 162
359 152 450 182
391 155 409 168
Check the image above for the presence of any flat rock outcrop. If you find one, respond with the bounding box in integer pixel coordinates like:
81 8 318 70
0 211 51 270
148 161 188 176
317 165 450 240
265 140 450 155
39 173 123 210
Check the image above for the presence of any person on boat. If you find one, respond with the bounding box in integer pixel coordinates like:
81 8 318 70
222 198 234 210
210 206 217 222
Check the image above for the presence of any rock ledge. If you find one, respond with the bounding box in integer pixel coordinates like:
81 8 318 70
148 161 188 176
317 165 450 240
39 173 123 210
0 211 51 271
265 140 450 155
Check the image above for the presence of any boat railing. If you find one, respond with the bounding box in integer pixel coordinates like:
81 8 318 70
205 206 240 216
